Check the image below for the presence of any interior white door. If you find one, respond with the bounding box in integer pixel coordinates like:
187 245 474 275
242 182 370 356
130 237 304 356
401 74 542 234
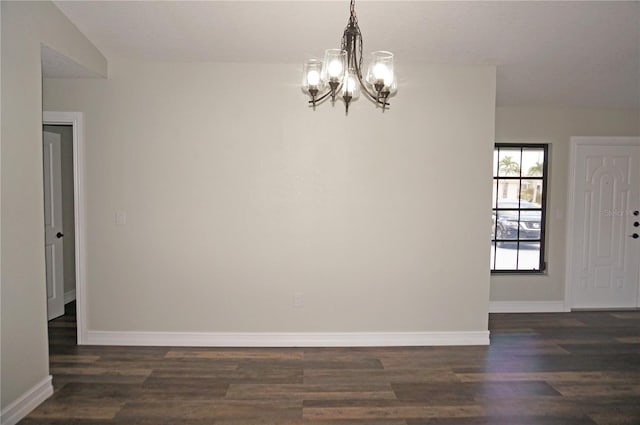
43 130 65 320
570 139 640 308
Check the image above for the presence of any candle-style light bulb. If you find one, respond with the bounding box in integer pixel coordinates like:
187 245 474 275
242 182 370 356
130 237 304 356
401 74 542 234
322 49 347 102
307 70 320 86
341 68 360 114
367 51 394 95
328 60 343 79
302 58 325 108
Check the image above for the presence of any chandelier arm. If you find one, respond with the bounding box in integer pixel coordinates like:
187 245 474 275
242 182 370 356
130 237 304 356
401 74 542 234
354 49 390 108
356 73 390 107
308 81 345 104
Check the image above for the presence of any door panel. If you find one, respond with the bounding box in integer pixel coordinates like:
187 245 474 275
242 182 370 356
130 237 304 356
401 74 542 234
43 130 65 320
571 141 640 308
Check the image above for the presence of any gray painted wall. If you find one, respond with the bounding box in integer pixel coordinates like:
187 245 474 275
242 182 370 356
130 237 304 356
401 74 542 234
1 0 106 411
44 60 496 335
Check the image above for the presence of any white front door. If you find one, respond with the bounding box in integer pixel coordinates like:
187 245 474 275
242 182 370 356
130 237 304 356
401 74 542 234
569 137 640 308
43 130 65 320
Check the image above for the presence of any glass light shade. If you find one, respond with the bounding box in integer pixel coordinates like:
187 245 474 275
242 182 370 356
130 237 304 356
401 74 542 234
388 76 398 96
341 69 360 100
321 49 347 83
366 51 394 89
302 59 325 93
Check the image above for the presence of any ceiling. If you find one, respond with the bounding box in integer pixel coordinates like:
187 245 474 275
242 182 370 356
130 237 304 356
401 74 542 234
51 0 640 109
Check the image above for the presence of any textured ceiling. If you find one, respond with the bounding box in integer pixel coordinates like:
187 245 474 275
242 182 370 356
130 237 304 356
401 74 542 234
52 0 640 109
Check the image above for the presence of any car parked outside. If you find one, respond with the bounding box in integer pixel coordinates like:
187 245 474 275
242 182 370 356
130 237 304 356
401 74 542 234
492 199 542 243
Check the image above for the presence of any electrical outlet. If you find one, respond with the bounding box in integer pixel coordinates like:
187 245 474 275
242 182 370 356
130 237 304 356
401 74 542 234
293 292 304 308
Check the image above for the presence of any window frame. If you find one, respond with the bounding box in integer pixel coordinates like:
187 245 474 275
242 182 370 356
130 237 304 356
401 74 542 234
491 143 549 274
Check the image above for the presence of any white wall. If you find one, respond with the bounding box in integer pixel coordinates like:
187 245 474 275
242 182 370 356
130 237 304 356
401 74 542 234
44 59 496 336
491 106 640 304
1 0 106 415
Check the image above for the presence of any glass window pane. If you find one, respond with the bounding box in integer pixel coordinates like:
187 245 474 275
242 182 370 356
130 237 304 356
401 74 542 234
496 180 520 205
518 211 541 240
497 149 521 177
491 144 547 272
494 242 518 270
517 243 541 270
520 179 543 206
522 149 545 177
495 210 520 240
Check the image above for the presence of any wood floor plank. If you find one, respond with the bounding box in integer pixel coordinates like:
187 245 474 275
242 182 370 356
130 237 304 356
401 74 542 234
615 336 640 343
115 400 302 420
295 421 408 425
49 366 152 376
302 358 385 369
137 376 229 401
303 368 460 385
51 374 149 387
392 381 560 402
49 354 101 364
475 395 640 421
609 312 640 320
406 416 599 425
303 404 485 420
455 370 639 383
589 411 640 425
23 406 122 421
20 303 640 424
20 420 122 425
147 363 303 383
90 359 240 373
552 383 640 397
166 349 304 360
26 383 137 420
226 383 396 401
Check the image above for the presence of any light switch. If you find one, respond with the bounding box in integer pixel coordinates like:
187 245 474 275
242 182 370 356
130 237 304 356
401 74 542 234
115 211 127 225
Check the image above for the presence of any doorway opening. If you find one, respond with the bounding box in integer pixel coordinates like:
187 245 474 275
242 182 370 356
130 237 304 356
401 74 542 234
43 112 88 344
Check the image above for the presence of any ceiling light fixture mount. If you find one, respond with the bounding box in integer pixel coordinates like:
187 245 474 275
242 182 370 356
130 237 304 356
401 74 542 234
302 0 397 114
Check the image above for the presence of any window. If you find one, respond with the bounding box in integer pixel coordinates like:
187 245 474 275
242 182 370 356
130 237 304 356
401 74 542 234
491 144 548 273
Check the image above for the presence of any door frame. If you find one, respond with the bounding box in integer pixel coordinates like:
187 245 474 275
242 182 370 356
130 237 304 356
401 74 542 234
565 136 640 310
43 111 88 344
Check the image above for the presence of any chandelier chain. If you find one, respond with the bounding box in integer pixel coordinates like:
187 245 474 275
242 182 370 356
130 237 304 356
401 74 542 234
342 1 363 76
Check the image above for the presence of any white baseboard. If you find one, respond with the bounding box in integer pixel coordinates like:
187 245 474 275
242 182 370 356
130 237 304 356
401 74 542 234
489 301 568 313
1 376 53 425
64 289 76 304
86 330 490 347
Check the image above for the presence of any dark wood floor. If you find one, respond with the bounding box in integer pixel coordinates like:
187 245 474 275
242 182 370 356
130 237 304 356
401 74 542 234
20 302 640 424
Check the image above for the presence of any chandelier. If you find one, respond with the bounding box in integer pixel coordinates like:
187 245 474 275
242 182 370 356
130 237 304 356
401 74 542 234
301 0 397 114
